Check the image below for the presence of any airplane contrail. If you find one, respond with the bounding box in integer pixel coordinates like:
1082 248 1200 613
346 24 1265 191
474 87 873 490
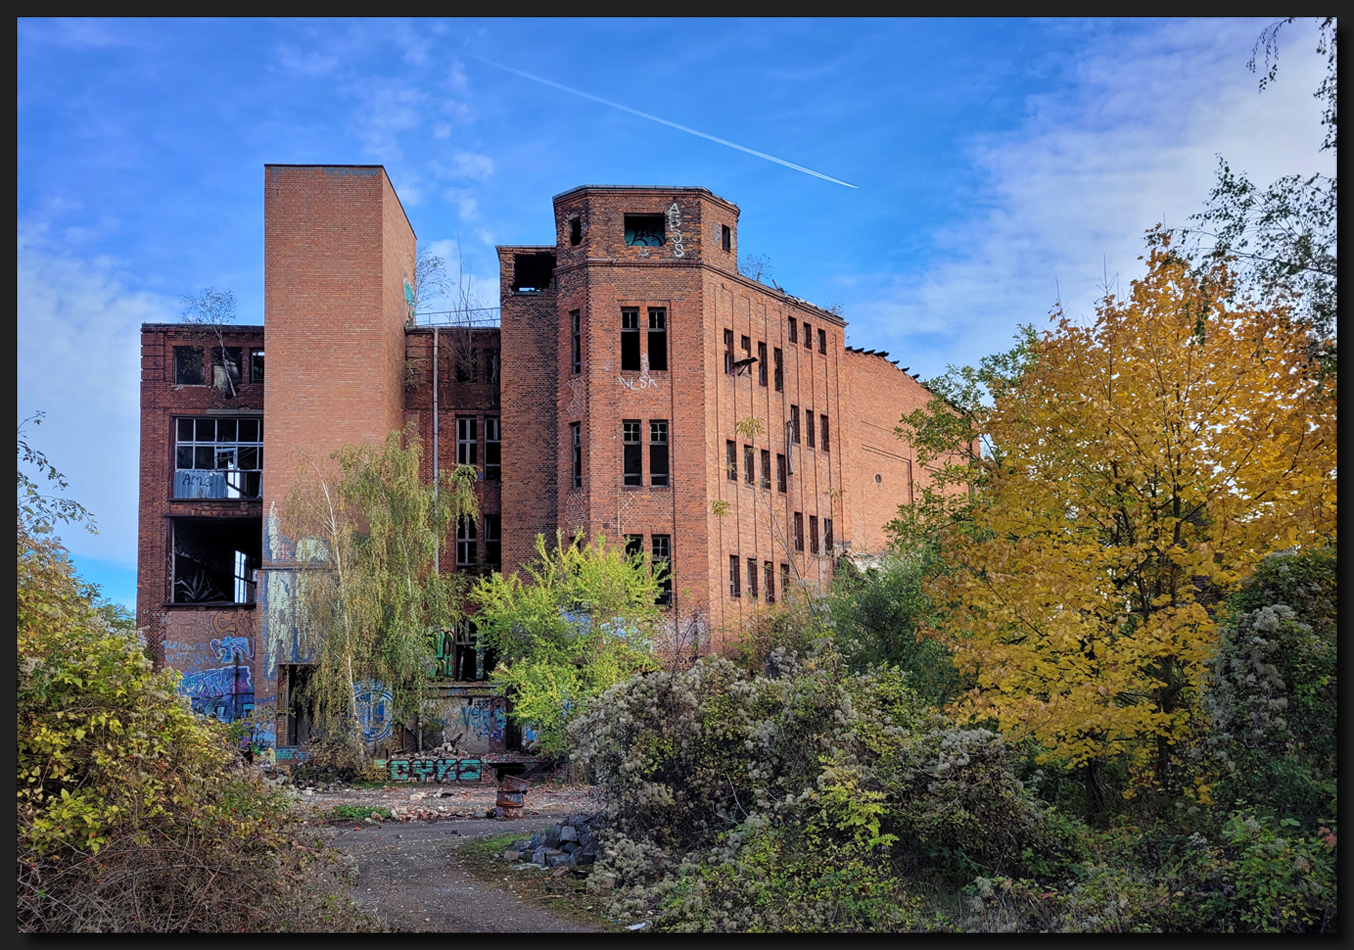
467 54 859 190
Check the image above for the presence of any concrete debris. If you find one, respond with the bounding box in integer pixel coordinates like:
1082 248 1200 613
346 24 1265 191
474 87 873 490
500 812 603 873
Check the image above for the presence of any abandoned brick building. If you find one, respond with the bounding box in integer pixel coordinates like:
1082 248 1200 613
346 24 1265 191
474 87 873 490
136 164 942 756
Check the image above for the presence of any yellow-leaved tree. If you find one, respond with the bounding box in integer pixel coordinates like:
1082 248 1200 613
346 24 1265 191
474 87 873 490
908 241 1336 810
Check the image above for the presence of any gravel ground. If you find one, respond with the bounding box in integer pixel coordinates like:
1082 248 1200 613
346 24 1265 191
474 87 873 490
301 781 608 933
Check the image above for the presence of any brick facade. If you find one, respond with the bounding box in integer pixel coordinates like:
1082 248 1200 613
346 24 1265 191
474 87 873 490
136 168 949 744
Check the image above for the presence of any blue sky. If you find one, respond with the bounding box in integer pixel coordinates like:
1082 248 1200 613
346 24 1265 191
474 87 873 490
17 17 1334 611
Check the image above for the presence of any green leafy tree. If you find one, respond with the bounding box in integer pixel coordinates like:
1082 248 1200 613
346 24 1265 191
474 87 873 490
471 532 662 757
18 412 96 535
282 425 478 754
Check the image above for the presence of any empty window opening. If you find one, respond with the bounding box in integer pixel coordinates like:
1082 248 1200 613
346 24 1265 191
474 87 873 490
456 516 478 572
824 518 834 553
790 405 800 444
726 441 737 481
821 415 830 452
729 555 741 599
570 217 582 246
777 453 787 493
457 417 478 467
653 535 672 606
818 328 827 354
571 310 582 375
650 420 669 486
625 534 644 561
174 346 205 385
485 515 502 574
806 410 816 449
721 224 732 252
171 517 261 605
781 563 791 597
623 420 642 486
212 347 242 396
748 558 759 599
724 328 735 375
484 417 501 481
250 349 264 383
757 341 767 386
571 423 583 489
456 347 479 383
647 308 667 371
512 252 556 292
809 515 819 555
803 322 812 349
624 214 665 247
175 416 263 499
621 308 641 372
741 335 751 359
764 561 775 603
774 347 783 391
788 318 797 344
485 348 501 385
744 444 755 484
760 449 771 489
794 512 804 552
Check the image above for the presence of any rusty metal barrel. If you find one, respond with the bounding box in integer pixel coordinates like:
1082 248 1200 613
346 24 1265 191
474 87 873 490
496 775 530 818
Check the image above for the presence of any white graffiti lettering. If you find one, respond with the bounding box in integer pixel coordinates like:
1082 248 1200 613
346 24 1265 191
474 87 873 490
667 202 685 258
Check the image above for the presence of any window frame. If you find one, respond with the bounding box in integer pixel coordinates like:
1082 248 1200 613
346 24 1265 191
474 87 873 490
570 422 582 489
621 308 641 372
729 555 741 599
174 416 263 500
623 419 643 487
570 310 582 375
650 419 670 486
647 308 668 372
456 416 478 467
484 417 501 480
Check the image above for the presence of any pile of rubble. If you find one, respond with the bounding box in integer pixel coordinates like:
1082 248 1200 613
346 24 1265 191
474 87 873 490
503 813 602 869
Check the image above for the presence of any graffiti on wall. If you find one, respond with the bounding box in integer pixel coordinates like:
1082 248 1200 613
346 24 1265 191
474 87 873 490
353 680 395 743
180 665 254 721
617 352 659 391
166 611 256 723
667 202 685 258
388 758 483 782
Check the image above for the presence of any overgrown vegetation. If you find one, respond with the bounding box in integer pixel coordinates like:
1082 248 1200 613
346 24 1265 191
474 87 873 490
17 430 380 933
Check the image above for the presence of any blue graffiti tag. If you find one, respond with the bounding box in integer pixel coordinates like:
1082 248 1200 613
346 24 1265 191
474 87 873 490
353 680 394 743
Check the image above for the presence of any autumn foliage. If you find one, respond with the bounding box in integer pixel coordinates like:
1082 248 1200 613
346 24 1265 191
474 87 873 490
921 245 1335 798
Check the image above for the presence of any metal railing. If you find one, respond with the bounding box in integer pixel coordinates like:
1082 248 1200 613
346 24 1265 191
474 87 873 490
414 307 501 328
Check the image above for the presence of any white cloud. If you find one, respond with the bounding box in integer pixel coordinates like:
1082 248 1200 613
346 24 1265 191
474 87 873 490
17 228 175 569
844 19 1335 378
347 80 427 162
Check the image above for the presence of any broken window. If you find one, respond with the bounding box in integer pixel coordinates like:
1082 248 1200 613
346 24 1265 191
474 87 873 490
282 664 314 746
721 224 732 252
174 346 204 385
250 349 264 383
741 335 751 359
790 405 800 444
484 417 501 481
624 214 665 247
456 347 479 383
456 516 478 571
748 558 758 599
647 308 667 371
824 518 833 552
794 512 804 552
571 423 582 489
726 441 737 481
570 217 582 246
821 415 830 452
760 449 771 489
625 534 644 561
803 323 812 349
729 555 741 599
436 619 493 681
621 308 641 372
650 419 669 486
757 342 767 386
212 347 242 396
774 347 783 391
511 252 556 292
485 515 502 574
818 328 827 354
653 535 672 606
764 561 775 603
623 420 642 486
809 515 819 555
777 453 787 493
744 444 755 484
806 410 815 448
788 318 797 344
485 348 501 385
171 516 261 604
456 417 478 467
570 310 582 375
175 417 263 499
724 329 735 375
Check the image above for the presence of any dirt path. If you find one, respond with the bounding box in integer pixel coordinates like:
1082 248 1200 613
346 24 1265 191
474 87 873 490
310 782 608 933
